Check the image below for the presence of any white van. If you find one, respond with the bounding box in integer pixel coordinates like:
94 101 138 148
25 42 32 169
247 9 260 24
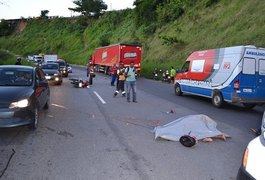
174 45 265 108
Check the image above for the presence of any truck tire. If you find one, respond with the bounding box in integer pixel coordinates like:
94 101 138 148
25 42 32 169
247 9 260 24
242 103 256 109
175 83 183 96
212 92 224 108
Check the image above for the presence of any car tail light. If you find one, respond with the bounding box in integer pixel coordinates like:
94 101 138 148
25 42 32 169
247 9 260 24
242 148 249 169
234 80 240 90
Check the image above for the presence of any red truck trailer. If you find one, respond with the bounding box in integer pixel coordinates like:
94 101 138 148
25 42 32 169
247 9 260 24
91 43 142 74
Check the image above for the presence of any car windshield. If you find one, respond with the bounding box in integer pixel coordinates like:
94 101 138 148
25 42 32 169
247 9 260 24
0 68 33 86
42 64 59 70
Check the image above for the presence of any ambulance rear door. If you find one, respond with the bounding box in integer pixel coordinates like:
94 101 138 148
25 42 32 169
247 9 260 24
257 58 265 98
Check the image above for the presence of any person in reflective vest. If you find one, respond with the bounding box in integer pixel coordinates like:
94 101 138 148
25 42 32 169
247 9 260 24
170 66 176 83
114 63 126 97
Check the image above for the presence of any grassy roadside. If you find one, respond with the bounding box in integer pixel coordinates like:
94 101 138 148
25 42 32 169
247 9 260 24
0 49 32 66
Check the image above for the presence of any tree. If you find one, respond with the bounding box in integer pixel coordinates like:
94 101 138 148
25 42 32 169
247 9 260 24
0 19 13 36
40 10 49 19
133 0 163 25
69 0 107 17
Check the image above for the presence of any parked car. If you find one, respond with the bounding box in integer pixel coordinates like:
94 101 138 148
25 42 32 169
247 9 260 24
67 63 72 73
41 63 63 85
54 60 68 77
33 55 43 63
0 65 50 129
237 112 265 180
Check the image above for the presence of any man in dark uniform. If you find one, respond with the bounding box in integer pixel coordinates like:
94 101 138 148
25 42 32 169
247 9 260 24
15 57 22 65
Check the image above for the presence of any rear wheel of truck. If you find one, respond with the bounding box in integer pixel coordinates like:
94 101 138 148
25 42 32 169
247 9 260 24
175 83 183 96
212 92 224 108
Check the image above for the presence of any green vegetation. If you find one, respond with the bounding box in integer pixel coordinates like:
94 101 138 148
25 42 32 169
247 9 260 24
0 50 15 65
0 0 265 78
0 49 32 65
0 19 14 36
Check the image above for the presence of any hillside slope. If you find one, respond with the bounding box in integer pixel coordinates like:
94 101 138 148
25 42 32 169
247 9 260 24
0 0 264 77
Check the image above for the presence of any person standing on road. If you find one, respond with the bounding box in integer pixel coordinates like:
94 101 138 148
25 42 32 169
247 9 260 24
86 63 90 78
88 64 94 85
110 64 118 86
114 63 126 97
170 66 176 84
125 61 137 103
86 63 91 88
15 57 22 65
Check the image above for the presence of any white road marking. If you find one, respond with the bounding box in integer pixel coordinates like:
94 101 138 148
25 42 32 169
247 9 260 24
93 91 106 104
51 103 68 109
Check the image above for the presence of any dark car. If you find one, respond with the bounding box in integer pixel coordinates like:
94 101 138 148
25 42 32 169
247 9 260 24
54 60 68 77
0 65 50 129
41 63 63 85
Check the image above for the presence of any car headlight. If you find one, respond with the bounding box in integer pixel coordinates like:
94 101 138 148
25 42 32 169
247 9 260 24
54 73 58 76
9 99 29 108
242 147 249 169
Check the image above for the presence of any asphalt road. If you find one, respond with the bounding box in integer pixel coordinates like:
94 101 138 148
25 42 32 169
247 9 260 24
0 66 264 180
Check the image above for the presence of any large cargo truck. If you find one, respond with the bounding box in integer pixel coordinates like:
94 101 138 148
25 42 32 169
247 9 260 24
91 43 142 74
174 45 265 108
44 54 58 62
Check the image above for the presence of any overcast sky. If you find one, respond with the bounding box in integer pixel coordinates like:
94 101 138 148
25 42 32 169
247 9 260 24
0 0 135 19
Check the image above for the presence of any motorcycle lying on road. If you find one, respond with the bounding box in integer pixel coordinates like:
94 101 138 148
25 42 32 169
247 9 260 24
69 78 89 88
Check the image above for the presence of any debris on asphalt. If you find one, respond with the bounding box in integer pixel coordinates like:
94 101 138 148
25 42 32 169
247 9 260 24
162 109 175 114
250 128 261 137
153 114 230 143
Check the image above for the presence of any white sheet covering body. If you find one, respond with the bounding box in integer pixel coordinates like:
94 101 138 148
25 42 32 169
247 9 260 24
154 114 225 141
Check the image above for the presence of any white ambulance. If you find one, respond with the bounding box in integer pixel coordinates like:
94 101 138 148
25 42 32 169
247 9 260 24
174 45 265 108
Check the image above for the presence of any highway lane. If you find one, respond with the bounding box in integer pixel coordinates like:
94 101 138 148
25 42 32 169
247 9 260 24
0 66 263 180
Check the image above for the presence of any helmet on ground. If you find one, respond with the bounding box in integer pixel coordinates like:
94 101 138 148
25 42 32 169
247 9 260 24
179 135 196 147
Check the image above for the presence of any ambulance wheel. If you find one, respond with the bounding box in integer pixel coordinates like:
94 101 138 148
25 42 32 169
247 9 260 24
242 103 256 109
212 92 223 108
175 83 183 96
